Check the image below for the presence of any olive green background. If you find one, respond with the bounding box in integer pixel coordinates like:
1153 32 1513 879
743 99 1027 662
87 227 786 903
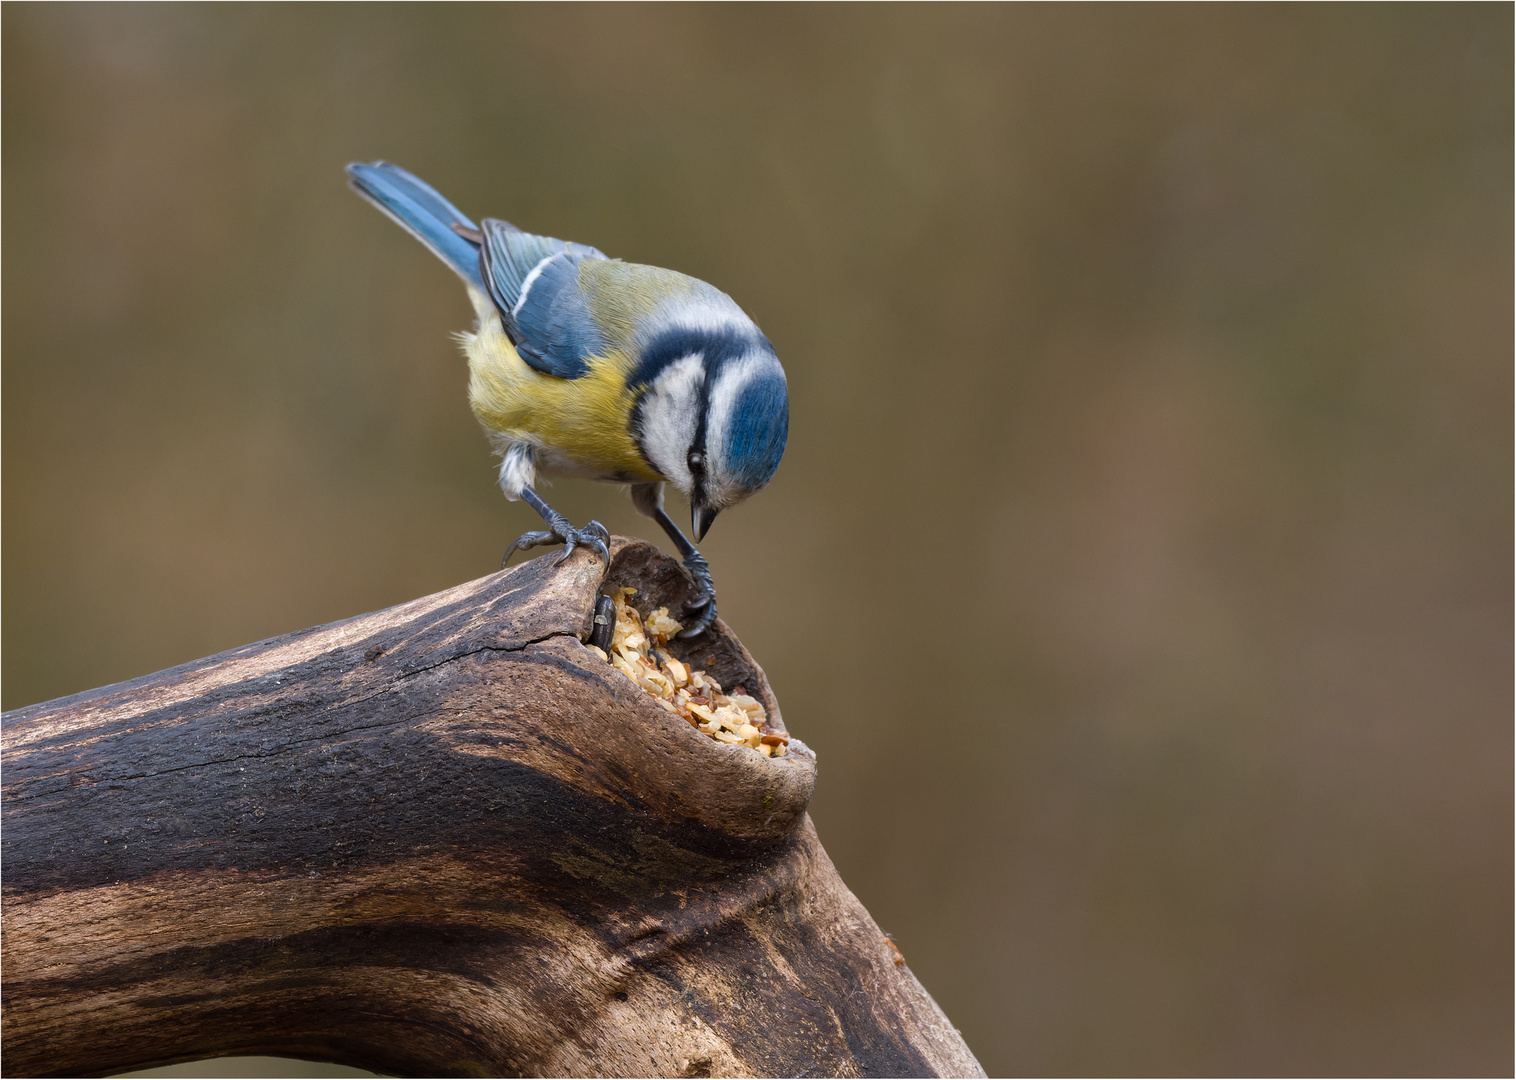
5 5 1510 1077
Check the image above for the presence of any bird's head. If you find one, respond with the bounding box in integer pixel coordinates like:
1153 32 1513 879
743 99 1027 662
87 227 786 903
632 327 788 541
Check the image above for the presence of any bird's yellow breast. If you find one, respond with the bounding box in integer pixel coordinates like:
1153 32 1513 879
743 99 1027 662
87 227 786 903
462 312 663 484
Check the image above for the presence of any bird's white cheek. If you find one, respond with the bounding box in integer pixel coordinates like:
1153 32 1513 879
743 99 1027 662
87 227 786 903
639 403 695 491
637 355 704 492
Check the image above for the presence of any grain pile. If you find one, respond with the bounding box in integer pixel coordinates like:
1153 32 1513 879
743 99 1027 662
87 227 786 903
587 588 790 757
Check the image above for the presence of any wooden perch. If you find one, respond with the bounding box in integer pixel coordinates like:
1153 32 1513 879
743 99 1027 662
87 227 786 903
2 539 983 1078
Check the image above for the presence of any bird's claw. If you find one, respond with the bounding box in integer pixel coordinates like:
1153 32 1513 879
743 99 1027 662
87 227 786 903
504 517 611 569
676 551 718 638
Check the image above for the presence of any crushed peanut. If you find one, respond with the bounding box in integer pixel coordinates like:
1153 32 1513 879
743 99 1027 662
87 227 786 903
597 588 788 757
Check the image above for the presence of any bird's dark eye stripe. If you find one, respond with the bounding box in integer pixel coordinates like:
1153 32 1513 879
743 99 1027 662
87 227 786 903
625 325 766 391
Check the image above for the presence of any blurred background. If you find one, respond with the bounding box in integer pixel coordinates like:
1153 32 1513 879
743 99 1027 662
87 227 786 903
4 5 1510 1076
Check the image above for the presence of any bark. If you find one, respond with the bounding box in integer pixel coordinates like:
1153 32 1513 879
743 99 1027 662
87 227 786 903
2 539 983 1079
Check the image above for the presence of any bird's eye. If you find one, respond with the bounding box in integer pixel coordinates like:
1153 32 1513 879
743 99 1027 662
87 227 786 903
687 450 705 473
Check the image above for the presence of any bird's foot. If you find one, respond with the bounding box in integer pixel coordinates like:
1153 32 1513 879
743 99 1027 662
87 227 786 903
676 551 718 638
504 515 610 569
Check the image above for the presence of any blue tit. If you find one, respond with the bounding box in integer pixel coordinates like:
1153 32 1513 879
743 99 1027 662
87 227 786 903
346 161 787 638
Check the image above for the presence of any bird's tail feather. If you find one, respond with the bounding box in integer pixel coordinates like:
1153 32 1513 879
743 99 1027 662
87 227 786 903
346 161 485 290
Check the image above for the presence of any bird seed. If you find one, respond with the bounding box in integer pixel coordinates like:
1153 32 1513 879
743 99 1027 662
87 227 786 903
586 588 788 757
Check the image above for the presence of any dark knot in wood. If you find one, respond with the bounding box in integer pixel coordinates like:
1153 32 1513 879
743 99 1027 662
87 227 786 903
2 539 983 1078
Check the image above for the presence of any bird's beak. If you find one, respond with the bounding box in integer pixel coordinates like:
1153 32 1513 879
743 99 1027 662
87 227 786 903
692 505 718 543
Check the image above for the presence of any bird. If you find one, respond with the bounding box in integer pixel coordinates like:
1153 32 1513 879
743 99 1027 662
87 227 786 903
346 161 788 638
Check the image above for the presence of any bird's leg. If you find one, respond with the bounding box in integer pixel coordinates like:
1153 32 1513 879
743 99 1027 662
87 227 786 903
650 506 718 639
629 483 717 638
504 486 610 569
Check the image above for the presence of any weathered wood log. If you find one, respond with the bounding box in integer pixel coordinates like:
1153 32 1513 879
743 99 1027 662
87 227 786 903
2 539 982 1079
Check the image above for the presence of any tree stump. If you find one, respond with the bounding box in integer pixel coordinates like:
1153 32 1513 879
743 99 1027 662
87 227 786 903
1 539 983 1078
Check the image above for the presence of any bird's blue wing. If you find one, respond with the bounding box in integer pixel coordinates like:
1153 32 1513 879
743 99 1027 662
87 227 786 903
479 219 608 380
346 161 484 291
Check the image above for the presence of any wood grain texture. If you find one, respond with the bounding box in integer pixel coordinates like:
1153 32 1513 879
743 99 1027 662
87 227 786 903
2 540 983 1079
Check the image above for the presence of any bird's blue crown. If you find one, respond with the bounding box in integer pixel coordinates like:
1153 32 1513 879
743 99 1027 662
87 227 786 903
721 363 788 494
